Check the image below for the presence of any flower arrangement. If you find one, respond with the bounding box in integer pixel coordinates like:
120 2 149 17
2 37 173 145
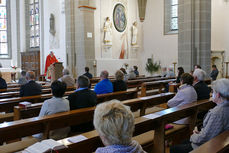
145 55 161 75
11 66 17 70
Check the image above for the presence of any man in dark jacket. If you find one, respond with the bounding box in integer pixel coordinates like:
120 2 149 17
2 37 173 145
19 71 42 97
68 75 96 132
0 71 7 89
193 69 211 100
210 65 219 81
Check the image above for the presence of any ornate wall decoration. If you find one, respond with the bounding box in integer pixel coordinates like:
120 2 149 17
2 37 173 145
113 3 127 32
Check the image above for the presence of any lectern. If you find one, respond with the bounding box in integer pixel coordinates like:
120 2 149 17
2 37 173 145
49 62 63 82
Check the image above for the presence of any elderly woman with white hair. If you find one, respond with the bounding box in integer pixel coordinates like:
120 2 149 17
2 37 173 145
170 78 229 153
127 68 136 80
193 69 211 100
93 100 146 153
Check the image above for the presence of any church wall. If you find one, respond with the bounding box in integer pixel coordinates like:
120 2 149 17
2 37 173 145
142 0 178 74
42 0 66 74
94 0 144 76
211 0 229 61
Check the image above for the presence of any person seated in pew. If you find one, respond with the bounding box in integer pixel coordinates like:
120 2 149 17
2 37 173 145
161 67 167 77
19 71 42 97
167 73 197 107
176 67 184 83
170 79 229 153
68 75 96 132
210 65 219 81
112 70 127 92
58 68 76 87
18 70 27 85
127 68 136 80
193 69 210 100
94 70 113 94
83 67 93 79
93 100 146 153
120 68 128 81
133 65 139 76
38 81 70 140
166 66 175 78
0 71 7 89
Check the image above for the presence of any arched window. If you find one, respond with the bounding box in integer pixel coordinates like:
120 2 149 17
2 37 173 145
164 0 178 34
29 0 40 48
171 0 178 31
0 0 10 58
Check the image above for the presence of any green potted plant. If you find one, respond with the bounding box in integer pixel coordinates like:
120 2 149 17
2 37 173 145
145 55 161 75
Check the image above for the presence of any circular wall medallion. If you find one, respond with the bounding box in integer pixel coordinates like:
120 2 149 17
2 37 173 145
113 3 127 32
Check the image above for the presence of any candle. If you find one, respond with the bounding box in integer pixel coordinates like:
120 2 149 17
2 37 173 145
93 60 96 66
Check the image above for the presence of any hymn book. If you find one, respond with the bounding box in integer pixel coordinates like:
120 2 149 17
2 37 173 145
23 139 66 153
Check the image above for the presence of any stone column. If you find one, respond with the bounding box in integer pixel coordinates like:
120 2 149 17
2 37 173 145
65 0 96 77
178 0 211 74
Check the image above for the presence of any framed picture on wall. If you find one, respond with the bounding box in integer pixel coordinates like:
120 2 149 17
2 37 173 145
113 3 127 32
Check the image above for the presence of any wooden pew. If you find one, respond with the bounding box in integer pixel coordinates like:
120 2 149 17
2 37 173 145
0 93 174 152
0 89 137 114
0 84 51 93
54 99 214 153
13 92 175 121
169 79 212 93
190 130 229 153
6 81 47 88
140 79 176 97
127 77 175 88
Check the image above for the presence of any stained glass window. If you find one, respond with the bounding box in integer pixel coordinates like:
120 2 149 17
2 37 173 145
30 0 40 48
171 0 178 31
0 0 8 57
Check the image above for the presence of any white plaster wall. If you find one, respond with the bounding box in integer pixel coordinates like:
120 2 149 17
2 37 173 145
42 0 66 74
142 0 178 74
94 0 143 76
211 0 229 61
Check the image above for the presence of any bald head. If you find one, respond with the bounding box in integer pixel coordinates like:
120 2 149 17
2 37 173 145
26 71 35 80
100 70 109 80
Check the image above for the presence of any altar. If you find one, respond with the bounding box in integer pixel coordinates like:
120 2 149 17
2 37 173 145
0 68 21 82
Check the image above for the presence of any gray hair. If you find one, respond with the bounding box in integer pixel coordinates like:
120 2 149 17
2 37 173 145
193 69 206 81
100 70 109 79
63 69 70 75
212 79 229 100
93 100 134 145
77 75 89 88
26 71 35 80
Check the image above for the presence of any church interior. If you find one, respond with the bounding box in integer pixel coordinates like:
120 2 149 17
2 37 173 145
0 0 229 153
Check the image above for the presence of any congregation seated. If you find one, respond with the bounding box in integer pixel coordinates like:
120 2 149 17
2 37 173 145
112 70 127 92
94 70 113 94
37 80 70 140
133 65 139 76
193 69 210 100
18 70 27 85
170 79 229 153
93 100 146 153
166 67 175 78
120 68 128 81
68 75 96 132
127 68 136 80
19 71 42 97
83 67 93 79
176 67 184 83
0 71 7 89
168 73 197 107
59 68 76 87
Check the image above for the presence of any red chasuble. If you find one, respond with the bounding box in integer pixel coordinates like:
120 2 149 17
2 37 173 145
44 53 58 76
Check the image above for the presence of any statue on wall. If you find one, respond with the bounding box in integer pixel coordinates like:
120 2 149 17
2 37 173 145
49 13 56 36
103 17 112 45
131 21 138 46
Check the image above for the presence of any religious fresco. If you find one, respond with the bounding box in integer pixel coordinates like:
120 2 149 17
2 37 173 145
113 3 127 32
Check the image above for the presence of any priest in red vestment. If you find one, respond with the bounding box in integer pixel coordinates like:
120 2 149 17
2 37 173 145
44 51 58 78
